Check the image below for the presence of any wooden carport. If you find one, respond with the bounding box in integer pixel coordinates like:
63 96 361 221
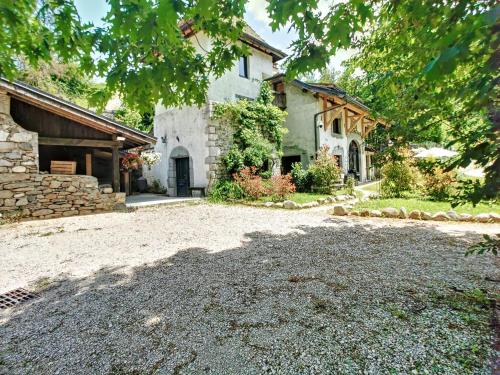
0 79 155 192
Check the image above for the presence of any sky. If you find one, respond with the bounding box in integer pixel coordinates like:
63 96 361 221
73 0 354 75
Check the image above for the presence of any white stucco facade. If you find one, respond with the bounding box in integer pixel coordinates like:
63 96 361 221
281 83 373 182
148 31 279 196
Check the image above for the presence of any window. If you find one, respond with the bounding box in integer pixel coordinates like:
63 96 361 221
239 56 249 78
331 117 342 135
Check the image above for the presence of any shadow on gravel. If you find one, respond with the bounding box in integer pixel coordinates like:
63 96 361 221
1 222 497 374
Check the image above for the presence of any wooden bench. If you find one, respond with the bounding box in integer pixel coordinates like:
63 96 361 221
189 187 206 197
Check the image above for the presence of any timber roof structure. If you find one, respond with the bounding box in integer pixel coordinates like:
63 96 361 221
0 78 156 149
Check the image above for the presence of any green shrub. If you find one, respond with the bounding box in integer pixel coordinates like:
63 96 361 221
291 162 312 192
308 145 341 194
423 166 456 201
346 175 356 195
380 158 420 198
209 179 244 202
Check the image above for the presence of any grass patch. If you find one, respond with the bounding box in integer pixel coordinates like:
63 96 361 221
359 180 381 193
279 189 356 204
353 197 500 215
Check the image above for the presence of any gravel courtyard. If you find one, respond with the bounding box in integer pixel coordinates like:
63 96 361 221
1 203 499 374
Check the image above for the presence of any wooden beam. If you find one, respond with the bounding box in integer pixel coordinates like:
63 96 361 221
85 153 92 176
347 114 365 134
112 145 120 193
39 137 121 148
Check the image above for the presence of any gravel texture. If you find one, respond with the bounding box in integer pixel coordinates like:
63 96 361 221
1 203 499 374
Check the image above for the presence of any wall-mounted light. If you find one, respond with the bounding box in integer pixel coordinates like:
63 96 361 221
161 135 167 143
116 136 126 141
317 118 324 129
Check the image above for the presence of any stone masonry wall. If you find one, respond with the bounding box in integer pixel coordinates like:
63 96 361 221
0 174 125 220
0 91 125 221
205 102 234 190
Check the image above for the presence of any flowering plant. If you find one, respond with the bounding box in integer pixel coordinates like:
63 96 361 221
120 152 142 171
141 151 161 168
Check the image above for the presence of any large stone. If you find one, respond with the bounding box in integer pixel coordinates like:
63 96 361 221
0 160 13 167
0 130 8 141
283 200 298 209
369 210 382 217
421 212 432 220
15 197 28 206
0 173 30 183
263 202 274 207
490 213 500 223
11 165 26 173
399 207 408 219
381 207 399 218
432 212 450 221
409 210 422 219
10 132 33 143
0 190 13 199
302 201 319 208
446 210 460 221
32 209 54 217
359 209 370 217
336 195 348 201
475 213 491 223
49 180 62 189
458 213 473 222
0 142 15 152
333 205 348 216
4 198 15 206
66 185 78 193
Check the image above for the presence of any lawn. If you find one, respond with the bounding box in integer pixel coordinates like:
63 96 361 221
359 180 381 193
276 189 356 204
353 197 500 215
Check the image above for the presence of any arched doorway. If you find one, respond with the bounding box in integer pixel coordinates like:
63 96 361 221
168 146 192 196
348 140 360 178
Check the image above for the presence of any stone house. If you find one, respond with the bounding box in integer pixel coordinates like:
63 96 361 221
0 79 155 220
266 75 383 182
147 26 383 196
147 25 287 196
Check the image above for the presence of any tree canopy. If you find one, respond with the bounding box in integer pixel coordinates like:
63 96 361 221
0 0 498 202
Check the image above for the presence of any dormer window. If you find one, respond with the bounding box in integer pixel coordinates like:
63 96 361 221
332 117 342 135
239 56 249 78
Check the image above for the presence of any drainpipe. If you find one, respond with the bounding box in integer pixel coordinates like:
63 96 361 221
313 103 345 155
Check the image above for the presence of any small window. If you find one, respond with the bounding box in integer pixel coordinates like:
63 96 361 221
239 56 249 78
332 117 342 135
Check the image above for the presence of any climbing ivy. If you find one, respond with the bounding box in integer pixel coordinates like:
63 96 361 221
212 83 287 174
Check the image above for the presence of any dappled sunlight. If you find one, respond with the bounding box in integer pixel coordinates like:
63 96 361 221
1 214 497 373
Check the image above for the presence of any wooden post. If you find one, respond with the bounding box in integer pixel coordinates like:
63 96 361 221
112 145 120 193
85 153 92 176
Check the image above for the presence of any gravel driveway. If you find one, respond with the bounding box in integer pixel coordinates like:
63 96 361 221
1 203 499 374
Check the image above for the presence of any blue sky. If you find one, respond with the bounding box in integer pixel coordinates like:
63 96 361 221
73 0 352 73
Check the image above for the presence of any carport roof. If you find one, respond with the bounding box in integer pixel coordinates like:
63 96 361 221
0 78 156 148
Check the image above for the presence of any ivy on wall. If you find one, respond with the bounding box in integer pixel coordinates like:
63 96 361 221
212 83 288 174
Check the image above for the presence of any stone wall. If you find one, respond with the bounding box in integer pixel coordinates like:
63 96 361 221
205 104 234 189
0 91 125 221
0 174 125 220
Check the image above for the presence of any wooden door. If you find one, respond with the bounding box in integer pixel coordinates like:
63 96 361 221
175 157 190 196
